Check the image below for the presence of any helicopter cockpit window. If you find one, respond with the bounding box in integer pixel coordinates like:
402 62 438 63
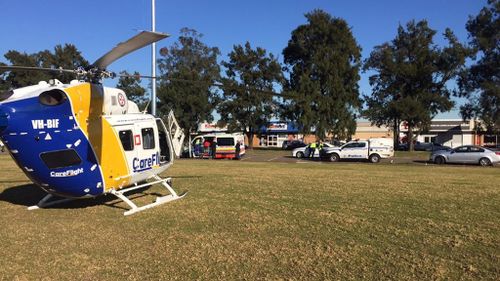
39 89 67 106
119 130 134 151
0 90 14 102
40 149 82 169
142 128 155 150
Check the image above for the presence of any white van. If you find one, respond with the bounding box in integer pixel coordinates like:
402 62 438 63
191 133 245 159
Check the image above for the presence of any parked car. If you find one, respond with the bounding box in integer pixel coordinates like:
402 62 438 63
430 145 500 166
292 143 337 158
320 138 394 163
282 140 307 150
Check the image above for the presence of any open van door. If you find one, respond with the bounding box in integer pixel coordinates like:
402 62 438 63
166 110 185 158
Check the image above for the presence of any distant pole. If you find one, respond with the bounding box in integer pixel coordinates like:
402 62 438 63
151 0 157 116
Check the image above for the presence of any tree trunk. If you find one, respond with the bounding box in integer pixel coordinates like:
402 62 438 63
408 125 414 151
246 131 254 149
188 133 192 158
393 118 400 149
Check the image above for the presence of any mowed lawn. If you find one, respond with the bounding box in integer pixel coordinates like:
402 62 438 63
0 154 499 280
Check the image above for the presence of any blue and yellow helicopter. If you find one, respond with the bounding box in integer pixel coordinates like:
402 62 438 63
0 31 186 215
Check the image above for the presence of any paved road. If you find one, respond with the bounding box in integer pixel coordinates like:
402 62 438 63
237 149 426 165
233 149 500 168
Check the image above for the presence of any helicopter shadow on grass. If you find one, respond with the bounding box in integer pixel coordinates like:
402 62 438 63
0 183 174 211
0 175 201 210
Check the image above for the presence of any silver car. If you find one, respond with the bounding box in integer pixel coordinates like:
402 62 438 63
292 143 336 158
430 145 500 166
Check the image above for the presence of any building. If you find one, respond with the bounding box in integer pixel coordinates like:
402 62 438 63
197 121 393 148
352 121 392 140
400 119 500 148
197 119 499 149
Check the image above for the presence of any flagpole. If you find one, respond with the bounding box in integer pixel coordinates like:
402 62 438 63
151 0 157 116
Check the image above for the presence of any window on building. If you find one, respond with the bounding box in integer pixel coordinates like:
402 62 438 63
267 135 278 146
424 136 437 143
119 130 134 151
40 149 82 169
142 128 155 149
484 135 498 145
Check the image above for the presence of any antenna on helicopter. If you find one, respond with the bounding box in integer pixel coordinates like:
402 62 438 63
142 99 152 114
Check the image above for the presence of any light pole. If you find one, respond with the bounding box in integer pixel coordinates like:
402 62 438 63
151 0 157 116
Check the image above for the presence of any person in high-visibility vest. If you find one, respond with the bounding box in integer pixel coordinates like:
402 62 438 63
309 141 317 158
318 141 324 159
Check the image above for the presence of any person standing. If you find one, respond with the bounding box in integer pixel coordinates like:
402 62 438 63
194 139 201 157
235 141 241 160
203 138 210 158
309 141 317 158
211 138 217 159
318 140 324 159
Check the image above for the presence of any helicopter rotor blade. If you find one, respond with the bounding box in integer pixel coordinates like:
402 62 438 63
0 65 76 75
92 31 169 70
113 73 290 99
116 73 156 79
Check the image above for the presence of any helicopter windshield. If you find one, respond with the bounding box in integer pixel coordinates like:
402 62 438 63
0 90 14 102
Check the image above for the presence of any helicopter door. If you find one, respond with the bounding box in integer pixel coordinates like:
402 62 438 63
166 111 185 158
116 125 138 169
156 118 172 165
133 121 161 172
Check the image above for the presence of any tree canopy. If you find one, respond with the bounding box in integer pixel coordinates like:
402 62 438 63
218 42 284 148
0 44 88 88
458 0 499 132
157 28 221 136
282 9 362 140
363 20 470 150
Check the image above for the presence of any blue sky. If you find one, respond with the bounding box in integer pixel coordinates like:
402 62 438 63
0 0 488 118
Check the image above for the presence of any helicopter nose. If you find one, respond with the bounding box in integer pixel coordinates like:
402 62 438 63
0 105 8 134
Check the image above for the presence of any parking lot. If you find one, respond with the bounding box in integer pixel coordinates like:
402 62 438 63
204 148 500 168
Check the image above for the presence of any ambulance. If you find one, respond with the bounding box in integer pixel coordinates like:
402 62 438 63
191 133 245 159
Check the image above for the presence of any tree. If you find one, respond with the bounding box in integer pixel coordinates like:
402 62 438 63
2 50 51 88
157 28 221 138
218 42 284 148
363 20 470 151
458 0 499 132
116 71 147 110
282 9 362 140
44 44 89 82
362 43 403 148
1 44 89 88
0 62 9 92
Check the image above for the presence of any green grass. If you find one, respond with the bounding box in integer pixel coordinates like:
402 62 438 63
0 154 499 280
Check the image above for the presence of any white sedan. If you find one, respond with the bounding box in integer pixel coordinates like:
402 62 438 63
292 143 336 158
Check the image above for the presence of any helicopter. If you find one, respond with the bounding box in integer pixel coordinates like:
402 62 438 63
0 31 187 216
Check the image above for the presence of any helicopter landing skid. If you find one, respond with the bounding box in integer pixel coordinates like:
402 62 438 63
28 194 76 210
111 175 187 216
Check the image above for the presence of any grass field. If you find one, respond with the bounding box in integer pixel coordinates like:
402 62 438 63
0 153 499 280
